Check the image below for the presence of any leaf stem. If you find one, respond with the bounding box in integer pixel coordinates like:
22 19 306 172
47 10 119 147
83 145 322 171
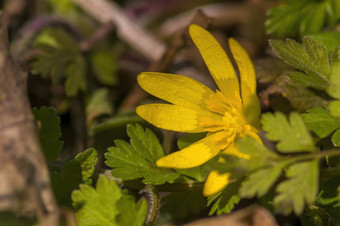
282 148 340 166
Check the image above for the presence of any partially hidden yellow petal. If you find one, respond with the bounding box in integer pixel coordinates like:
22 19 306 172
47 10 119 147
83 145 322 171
246 130 263 145
203 169 230 196
222 142 250 159
156 131 226 169
137 72 215 111
228 38 261 128
137 104 204 133
189 25 241 106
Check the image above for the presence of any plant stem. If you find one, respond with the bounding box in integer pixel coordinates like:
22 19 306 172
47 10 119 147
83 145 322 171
283 148 340 166
143 185 160 225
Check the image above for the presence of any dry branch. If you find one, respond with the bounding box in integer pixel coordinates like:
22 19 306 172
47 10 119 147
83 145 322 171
72 0 166 61
0 21 58 224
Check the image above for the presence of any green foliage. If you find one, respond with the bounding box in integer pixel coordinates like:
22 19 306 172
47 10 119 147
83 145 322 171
207 180 241 216
266 0 340 37
161 191 207 221
31 28 87 96
105 124 179 184
308 32 340 53
51 148 97 206
91 50 118 86
274 160 319 215
32 106 63 161
0 212 36 226
48 0 78 15
72 175 147 226
328 100 340 117
256 59 328 112
239 164 283 198
86 88 113 125
301 108 340 143
233 137 320 216
270 37 331 90
262 112 315 152
327 47 340 98
213 112 322 216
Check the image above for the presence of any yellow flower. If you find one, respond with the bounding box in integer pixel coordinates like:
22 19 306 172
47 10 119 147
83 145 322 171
136 24 261 196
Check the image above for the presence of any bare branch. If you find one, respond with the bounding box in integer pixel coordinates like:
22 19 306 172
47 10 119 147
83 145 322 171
72 0 165 61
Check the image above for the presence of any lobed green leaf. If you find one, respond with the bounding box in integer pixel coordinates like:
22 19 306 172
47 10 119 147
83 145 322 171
239 164 283 198
72 175 147 226
32 106 63 162
51 148 97 206
274 160 319 215
105 124 179 184
301 108 340 138
262 112 315 153
31 28 87 97
207 180 241 216
270 37 330 90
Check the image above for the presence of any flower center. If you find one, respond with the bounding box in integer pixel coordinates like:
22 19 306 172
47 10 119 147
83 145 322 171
222 107 252 137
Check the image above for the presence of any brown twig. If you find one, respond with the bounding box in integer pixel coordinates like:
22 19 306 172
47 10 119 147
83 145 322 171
0 18 59 224
71 0 166 61
79 22 116 52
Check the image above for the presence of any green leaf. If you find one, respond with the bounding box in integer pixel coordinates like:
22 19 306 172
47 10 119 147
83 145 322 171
0 212 36 226
30 28 87 97
116 195 148 226
328 100 340 117
270 38 330 90
207 180 241 216
327 47 340 98
161 191 207 220
239 165 283 198
262 112 315 152
301 108 340 138
105 124 179 184
72 175 147 226
91 51 118 85
48 0 78 14
266 0 340 37
75 148 98 184
308 32 340 53
228 137 282 175
86 88 113 125
274 160 319 215
32 106 63 161
65 55 87 97
332 129 340 147
51 148 97 206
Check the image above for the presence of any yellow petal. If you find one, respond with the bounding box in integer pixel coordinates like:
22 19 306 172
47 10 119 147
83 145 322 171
222 142 250 159
137 72 215 111
246 130 263 145
228 38 261 127
189 25 241 106
136 104 204 132
156 132 226 168
203 169 230 196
